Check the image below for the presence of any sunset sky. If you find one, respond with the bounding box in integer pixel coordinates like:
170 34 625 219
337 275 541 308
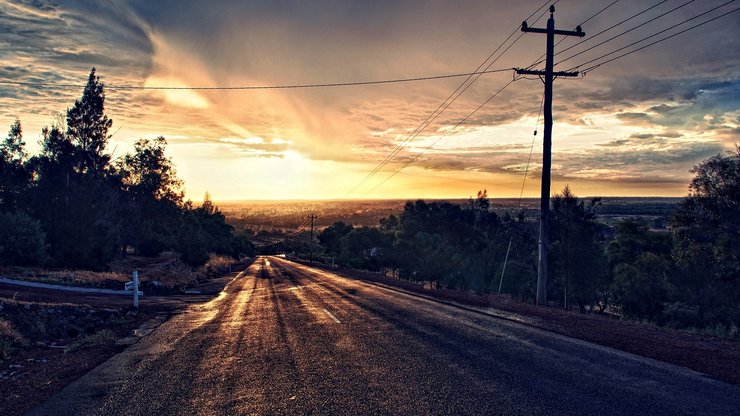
1 0 738 201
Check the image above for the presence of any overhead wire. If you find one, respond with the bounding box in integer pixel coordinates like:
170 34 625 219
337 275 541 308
360 0 739 196
528 0 624 69
361 0 624 196
348 0 559 194
0 68 513 91
571 1 739 73
497 90 545 294
535 0 673 68
363 79 516 196
285 217 310 237
555 0 699 68
518 92 545 206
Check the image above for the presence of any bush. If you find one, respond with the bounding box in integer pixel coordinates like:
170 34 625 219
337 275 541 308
661 302 701 328
139 238 166 257
68 329 116 351
0 318 25 360
611 253 670 320
0 211 47 266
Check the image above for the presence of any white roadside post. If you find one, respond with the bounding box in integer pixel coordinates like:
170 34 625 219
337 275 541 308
133 270 139 308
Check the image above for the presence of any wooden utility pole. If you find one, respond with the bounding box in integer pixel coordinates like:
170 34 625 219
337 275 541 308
515 6 584 305
308 214 317 263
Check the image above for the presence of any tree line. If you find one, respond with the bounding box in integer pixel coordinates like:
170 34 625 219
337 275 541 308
0 69 253 270
317 151 739 332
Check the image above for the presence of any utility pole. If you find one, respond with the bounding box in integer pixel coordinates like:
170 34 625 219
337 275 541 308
308 214 317 263
515 5 584 305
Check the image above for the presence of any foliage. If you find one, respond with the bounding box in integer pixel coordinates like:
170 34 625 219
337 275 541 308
68 329 116 351
117 136 184 256
549 186 607 311
318 221 354 256
0 211 47 266
0 119 31 211
671 147 740 325
0 318 24 360
340 226 393 271
66 68 112 176
2 69 250 273
611 253 670 319
605 219 672 319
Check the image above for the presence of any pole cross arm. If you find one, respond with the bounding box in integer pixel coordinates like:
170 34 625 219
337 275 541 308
521 23 585 37
515 68 580 77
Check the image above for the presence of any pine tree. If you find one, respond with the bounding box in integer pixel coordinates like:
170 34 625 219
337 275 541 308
66 68 112 176
0 120 31 211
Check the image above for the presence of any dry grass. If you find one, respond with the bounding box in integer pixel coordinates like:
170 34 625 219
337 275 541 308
68 329 116 352
0 252 245 291
143 260 194 288
0 266 128 287
110 252 194 288
0 319 22 341
0 318 25 360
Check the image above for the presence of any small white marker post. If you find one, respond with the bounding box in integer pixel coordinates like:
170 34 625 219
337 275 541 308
133 270 139 308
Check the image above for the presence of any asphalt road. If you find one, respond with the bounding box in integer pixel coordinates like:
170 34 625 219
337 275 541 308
30 256 740 415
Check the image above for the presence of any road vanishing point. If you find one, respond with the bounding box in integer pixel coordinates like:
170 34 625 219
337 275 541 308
30 257 740 415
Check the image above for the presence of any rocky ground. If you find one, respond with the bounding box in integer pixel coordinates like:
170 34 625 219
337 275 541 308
0 269 243 416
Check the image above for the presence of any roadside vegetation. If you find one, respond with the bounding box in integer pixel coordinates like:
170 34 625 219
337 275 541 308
0 69 254 275
308 149 740 338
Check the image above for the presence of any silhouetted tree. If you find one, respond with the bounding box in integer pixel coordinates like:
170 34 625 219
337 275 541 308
318 221 354 257
340 226 393 271
611 252 670 320
118 136 184 255
0 120 31 211
605 219 672 316
66 68 112 176
671 147 740 325
26 71 120 269
0 211 47 266
549 186 608 312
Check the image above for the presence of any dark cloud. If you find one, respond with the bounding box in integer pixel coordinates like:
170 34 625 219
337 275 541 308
1 0 738 198
616 112 651 122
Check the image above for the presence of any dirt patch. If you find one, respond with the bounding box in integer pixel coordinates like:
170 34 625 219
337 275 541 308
0 298 144 416
0 263 248 415
301 260 740 387
1 343 123 416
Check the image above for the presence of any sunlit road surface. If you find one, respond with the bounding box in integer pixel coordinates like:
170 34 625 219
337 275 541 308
31 257 740 415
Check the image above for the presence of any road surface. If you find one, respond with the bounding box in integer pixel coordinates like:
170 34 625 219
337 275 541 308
30 256 740 415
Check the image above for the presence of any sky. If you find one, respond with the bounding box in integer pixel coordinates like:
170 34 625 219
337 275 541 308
1 0 738 201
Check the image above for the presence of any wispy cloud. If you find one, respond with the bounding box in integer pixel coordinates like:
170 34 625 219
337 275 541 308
0 0 738 199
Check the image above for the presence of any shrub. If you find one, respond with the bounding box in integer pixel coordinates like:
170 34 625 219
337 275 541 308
0 318 24 360
68 329 116 351
661 302 701 328
139 238 166 257
0 211 47 266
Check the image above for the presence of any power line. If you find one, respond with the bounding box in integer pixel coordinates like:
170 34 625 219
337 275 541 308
0 68 513 91
518 92 545 205
361 1 608 196
572 2 739 73
363 79 517 196
350 0 557 193
555 0 699 67
544 0 672 65
285 217 311 237
360 1 593 196
498 89 545 295
358 1 635 196
348 0 559 194
528 0 623 69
